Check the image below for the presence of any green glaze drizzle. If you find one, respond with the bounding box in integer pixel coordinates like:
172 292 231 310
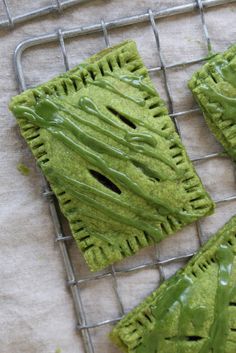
136 275 193 353
14 97 196 219
73 97 182 176
36 99 128 160
88 78 145 106
199 244 234 353
45 99 175 182
78 96 127 131
77 97 180 172
77 95 172 150
195 53 236 124
13 98 199 223
32 88 44 98
47 169 165 239
78 95 170 140
125 131 157 147
106 106 171 140
199 84 236 121
48 97 178 172
13 62 207 231
105 72 157 96
131 160 177 182
136 243 235 353
50 170 167 223
212 58 236 89
30 95 180 176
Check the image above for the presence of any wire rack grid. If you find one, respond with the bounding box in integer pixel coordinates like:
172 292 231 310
0 0 96 29
13 1 236 352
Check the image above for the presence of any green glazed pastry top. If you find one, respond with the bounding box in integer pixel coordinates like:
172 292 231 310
111 216 236 353
10 40 214 271
189 44 236 160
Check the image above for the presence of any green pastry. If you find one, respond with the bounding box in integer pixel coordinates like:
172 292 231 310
111 216 236 353
10 40 214 272
189 44 236 160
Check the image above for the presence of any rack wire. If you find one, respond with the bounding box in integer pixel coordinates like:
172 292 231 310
0 0 95 29
13 1 236 352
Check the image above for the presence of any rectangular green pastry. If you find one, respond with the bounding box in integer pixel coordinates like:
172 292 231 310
10 40 214 272
111 216 236 353
189 44 236 160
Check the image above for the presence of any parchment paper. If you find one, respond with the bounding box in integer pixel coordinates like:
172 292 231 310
1 1 236 352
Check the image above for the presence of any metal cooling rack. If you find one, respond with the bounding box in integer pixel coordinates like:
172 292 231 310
13 1 236 352
0 0 96 29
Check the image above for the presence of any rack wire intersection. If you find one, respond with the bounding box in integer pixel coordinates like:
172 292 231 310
13 1 236 352
1 0 94 29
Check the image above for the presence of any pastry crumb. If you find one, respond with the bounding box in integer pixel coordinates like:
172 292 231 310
17 162 30 176
55 348 62 353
